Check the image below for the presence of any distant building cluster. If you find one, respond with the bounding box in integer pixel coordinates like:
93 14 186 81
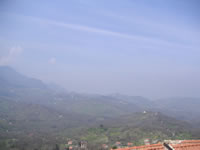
58 139 200 150
64 140 88 150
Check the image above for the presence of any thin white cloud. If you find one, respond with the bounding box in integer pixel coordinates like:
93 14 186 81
41 18 171 45
49 57 56 64
12 13 182 48
6 12 198 49
0 46 23 65
104 11 200 44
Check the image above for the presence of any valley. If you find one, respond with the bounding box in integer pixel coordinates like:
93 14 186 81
0 66 200 150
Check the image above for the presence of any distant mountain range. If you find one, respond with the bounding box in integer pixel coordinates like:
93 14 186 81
0 66 199 125
0 66 200 149
0 66 200 124
0 66 46 89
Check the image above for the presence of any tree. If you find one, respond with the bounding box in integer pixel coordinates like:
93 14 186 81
112 146 117 149
100 124 104 128
53 144 60 150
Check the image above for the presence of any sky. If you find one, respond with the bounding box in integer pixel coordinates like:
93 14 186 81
0 0 200 98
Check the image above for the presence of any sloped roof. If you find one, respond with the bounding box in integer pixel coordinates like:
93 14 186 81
168 140 200 150
113 143 165 150
113 140 200 150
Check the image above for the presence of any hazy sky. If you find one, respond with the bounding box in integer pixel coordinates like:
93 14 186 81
0 0 200 98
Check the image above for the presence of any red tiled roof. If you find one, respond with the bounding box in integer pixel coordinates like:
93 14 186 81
113 143 165 150
113 140 200 150
169 140 200 150
127 142 133 146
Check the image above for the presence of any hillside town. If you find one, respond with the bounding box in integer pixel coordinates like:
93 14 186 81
56 139 200 150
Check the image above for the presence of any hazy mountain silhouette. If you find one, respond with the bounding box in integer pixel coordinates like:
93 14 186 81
0 66 200 125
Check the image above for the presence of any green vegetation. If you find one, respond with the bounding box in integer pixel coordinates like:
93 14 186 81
0 66 200 150
0 101 199 150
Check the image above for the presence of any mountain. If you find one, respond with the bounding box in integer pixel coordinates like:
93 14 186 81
154 97 200 126
109 94 155 110
1 98 199 150
0 66 152 117
0 66 50 104
0 67 154 119
0 66 200 150
0 97 94 133
0 66 46 89
71 112 200 148
0 66 200 124
46 92 151 117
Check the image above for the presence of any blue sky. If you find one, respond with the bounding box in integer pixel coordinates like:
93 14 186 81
0 0 200 98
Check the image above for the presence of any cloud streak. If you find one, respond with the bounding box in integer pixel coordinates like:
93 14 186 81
13 13 185 48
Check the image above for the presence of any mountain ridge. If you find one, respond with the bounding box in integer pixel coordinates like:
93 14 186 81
0 66 200 125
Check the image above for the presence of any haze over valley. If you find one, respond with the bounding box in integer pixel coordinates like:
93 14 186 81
0 66 200 149
0 0 200 150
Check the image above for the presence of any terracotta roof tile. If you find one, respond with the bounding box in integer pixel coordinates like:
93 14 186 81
113 140 200 150
113 143 165 150
169 140 200 150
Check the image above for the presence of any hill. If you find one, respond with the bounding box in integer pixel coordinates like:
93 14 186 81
0 66 152 117
155 97 200 126
1 66 200 125
0 100 199 150
0 66 200 149
69 112 199 148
